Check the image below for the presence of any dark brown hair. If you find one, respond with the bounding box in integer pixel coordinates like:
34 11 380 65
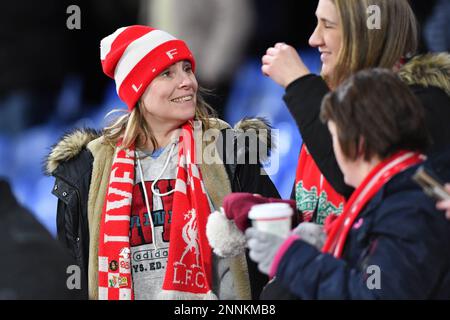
320 68 430 161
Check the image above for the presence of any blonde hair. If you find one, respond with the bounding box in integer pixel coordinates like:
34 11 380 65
103 88 216 150
327 0 418 88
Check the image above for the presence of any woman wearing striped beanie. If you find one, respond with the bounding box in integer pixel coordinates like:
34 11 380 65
46 25 279 300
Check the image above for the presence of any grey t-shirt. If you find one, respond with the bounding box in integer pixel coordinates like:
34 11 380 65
131 145 178 300
130 143 237 300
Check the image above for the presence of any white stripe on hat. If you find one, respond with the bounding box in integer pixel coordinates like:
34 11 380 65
100 27 127 61
114 29 177 93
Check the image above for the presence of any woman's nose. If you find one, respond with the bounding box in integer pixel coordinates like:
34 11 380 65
309 25 323 48
178 72 194 88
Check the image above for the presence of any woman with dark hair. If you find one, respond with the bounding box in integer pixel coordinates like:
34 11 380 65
247 69 450 299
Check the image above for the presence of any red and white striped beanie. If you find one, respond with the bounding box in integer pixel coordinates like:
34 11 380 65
100 25 196 110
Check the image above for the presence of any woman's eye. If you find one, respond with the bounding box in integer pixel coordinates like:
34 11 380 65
160 70 170 77
184 65 193 72
324 21 336 29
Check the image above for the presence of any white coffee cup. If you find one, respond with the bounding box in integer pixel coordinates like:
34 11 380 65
248 203 293 238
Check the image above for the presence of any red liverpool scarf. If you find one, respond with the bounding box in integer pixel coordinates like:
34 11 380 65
322 151 424 258
97 122 213 300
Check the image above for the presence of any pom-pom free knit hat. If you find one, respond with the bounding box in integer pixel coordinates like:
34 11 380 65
100 25 196 110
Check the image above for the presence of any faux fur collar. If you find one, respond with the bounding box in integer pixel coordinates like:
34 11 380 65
399 53 450 96
45 128 100 175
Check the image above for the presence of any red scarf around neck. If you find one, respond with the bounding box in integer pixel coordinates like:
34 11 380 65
322 151 424 258
97 122 213 300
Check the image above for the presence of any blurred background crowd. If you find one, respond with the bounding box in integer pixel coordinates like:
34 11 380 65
0 0 448 235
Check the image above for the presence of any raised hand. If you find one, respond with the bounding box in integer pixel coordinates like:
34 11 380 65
261 43 311 88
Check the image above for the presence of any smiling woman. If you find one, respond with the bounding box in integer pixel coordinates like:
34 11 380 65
257 0 450 298
104 59 208 153
101 26 214 153
308 0 342 81
261 0 450 227
45 25 280 301
139 60 198 143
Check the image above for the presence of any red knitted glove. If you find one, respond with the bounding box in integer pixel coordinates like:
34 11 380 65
222 193 297 232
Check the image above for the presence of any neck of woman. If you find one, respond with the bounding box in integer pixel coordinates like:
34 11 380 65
351 157 382 188
140 121 183 152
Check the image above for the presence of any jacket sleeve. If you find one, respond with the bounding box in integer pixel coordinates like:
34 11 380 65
275 198 449 299
233 163 280 199
228 133 281 300
284 75 354 198
52 149 93 287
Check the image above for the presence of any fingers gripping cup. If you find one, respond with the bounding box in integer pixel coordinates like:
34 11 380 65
249 203 293 238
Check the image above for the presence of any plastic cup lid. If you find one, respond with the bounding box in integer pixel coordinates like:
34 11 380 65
248 203 293 220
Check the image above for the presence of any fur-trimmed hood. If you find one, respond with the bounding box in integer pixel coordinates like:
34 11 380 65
399 53 450 96
45 118 273 176
45 128 101 175
233 117 273 164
